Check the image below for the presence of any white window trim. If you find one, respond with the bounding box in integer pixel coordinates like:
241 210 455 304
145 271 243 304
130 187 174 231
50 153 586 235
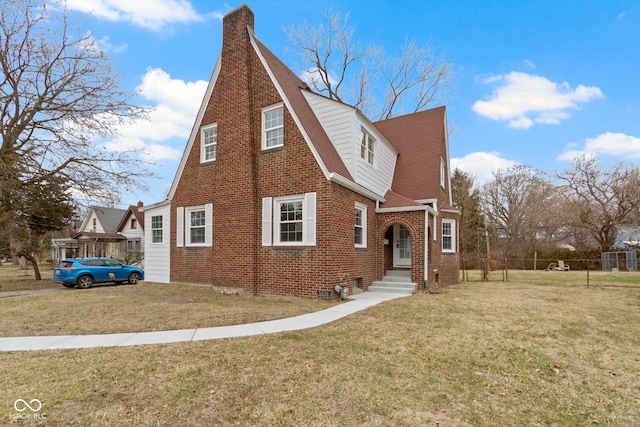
442 219 456 253
201 123 218 163
151 215 163 244
360 127 376 167
265 193 316 247
261 103 284 150
440 158 446 189
355 202 367 248
177 204 213 247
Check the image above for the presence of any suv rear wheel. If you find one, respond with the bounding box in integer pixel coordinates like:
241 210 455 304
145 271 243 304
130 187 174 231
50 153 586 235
77 275 93 289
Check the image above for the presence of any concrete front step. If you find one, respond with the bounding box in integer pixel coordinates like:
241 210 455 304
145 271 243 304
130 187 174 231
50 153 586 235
369 270 416 295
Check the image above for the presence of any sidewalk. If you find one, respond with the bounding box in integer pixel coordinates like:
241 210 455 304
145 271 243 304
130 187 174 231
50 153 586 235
0 291 407 352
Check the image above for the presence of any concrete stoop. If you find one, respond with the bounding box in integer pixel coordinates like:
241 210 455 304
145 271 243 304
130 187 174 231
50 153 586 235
369 270 416 295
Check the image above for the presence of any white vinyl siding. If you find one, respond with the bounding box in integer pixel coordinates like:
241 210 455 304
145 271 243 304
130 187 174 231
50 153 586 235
302 91 396 198
143 202 170 283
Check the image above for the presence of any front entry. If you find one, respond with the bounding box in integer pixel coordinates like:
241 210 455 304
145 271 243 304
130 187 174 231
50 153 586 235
393 224 411 268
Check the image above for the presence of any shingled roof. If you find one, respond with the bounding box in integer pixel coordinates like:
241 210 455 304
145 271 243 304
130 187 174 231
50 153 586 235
374 106 452 207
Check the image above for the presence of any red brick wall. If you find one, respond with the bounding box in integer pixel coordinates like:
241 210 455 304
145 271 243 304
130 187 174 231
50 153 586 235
169 5 460 298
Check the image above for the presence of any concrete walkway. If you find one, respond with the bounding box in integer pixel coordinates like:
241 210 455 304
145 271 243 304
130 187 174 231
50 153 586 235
0 292 407 352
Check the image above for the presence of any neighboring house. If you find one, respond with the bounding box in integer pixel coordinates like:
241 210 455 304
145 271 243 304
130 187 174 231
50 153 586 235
142 5 460 297
50 221 81 262
117 202 145 265
73 206 126 259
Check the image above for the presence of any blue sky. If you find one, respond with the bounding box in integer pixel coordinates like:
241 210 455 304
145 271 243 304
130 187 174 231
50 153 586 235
61 0 640 207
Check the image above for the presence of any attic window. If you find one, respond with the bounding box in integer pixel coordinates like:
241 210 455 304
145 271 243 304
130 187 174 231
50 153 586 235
360 129 375 166
201 123 217 162
262 104 284 149
131 219 137 229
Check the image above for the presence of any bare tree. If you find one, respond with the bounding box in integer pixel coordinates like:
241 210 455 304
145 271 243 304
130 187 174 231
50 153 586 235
284 9 454 120
555 156 640 252
0 0 152 276
482 165 559 261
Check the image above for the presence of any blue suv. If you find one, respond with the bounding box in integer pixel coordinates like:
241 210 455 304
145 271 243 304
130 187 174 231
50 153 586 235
53 258 144 289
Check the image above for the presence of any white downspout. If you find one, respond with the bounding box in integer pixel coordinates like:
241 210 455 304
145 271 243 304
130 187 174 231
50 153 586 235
424 210 429 289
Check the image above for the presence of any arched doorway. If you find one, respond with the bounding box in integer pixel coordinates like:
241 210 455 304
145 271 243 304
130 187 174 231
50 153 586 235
382 223 413 271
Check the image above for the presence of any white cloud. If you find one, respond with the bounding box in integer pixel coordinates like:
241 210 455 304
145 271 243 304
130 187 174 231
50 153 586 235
585 132 640 157
451 151 519 185
557 132 640 161
106 68 207 162
96 35 128 53
472 72 604 129
64 0 223 31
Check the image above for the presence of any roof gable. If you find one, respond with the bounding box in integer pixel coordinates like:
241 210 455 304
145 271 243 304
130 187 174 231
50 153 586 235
374 106 453 207
79 206 126 233
117 204 145 232
249 32 352 181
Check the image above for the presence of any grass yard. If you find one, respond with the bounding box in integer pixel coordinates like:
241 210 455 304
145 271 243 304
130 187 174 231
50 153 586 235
0 263 55 292
1 270 639 426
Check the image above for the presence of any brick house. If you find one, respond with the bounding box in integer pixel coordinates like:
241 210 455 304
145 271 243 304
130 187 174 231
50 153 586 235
141 5 460 297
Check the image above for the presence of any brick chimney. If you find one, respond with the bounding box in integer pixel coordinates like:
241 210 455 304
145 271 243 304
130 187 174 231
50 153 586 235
222 5 254 52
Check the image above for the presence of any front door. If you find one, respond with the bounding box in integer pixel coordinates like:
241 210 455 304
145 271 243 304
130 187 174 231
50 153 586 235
393 224 411 268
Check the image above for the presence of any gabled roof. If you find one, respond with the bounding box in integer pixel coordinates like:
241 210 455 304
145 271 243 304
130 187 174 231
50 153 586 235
117 204 145 232
80 206 126 233
250 32 353 181
374 107 453 207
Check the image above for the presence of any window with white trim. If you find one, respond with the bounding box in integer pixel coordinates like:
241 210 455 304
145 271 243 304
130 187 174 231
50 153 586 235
177 204 213 247
440 158 446 188
262 193 316 246
354 203 367 248
151 215 163 243
442 219 456 252
201 123 217 162
360 128 376 166
262 104 284 149
188 207 206 245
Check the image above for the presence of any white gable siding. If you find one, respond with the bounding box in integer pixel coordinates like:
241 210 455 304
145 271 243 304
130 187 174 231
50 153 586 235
142 202 171 283
120 213 144 241
81 211 104 233
304 91 397 197
355 119 397 197
303 91 356 176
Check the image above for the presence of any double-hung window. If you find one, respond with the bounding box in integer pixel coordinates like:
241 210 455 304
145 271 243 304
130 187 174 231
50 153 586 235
262 104 284 149
201 123 217 162
442 219 456 252
151 215 163 243
176 205 213 247
360 128 376 166
278 199 303 243
261 193 316 246
354 203 367 248
189 208 206 245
